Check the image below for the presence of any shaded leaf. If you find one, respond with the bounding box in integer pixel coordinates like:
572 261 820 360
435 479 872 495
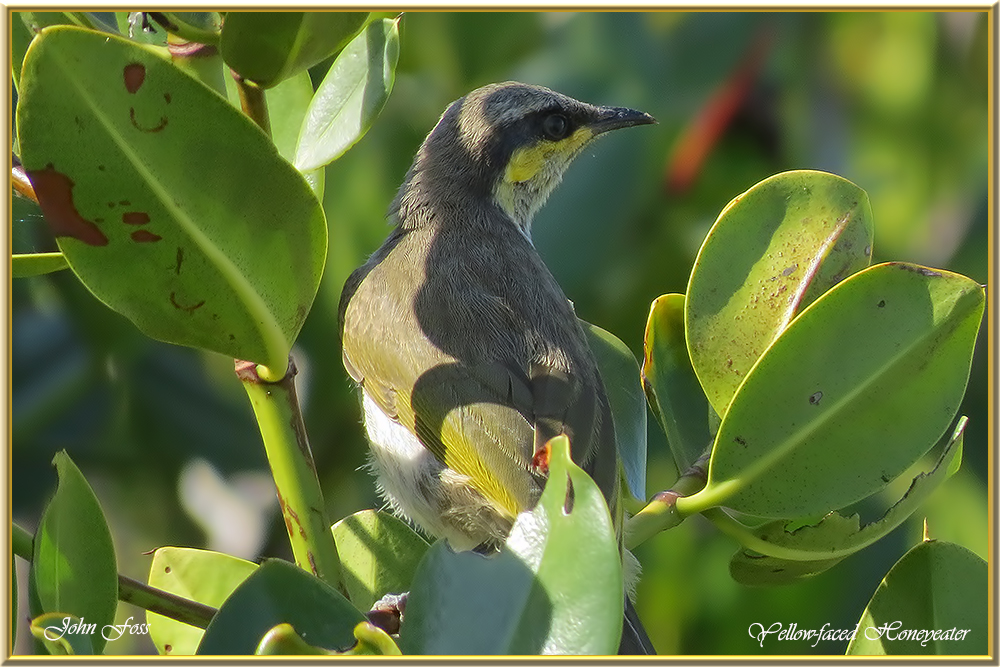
17 26 327 376
686 170 874 417
294 17 400 172
847 540 987 655
220 12 369 88
728 416 965 585
641 293 715 473
581 321 647 501
146 547 258 656
331 510 429 613
31 451 117 654
197 559 363 654
401 435 623 655
681 262 984 519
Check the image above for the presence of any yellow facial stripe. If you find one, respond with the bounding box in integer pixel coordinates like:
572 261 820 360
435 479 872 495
504 127 594 183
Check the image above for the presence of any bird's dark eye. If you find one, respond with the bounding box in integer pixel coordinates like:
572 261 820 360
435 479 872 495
541 113 570 141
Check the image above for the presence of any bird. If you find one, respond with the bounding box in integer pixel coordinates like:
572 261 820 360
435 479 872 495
338 81 656 654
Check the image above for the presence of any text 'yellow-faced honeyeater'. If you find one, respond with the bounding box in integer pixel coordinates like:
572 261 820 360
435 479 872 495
339 82 656 654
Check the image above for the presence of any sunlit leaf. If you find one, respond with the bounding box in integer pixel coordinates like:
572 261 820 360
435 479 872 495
686 170 874 417
680 263 983 519
401 436 623 655
147 547 258 656
17 26 327 376
294 17 400 172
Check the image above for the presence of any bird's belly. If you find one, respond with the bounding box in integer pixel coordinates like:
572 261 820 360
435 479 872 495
361 391 510 551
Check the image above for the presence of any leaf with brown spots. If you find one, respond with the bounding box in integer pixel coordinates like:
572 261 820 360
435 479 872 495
16 26 327 375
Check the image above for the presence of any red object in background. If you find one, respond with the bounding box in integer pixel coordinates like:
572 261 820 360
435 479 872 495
664 28 774 195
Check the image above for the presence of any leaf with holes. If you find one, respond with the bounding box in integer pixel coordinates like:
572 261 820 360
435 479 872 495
400 435 623 655
146 547 258 656
728 416 965 585
17 26 326 376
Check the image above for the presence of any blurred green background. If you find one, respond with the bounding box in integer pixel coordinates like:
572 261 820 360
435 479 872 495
12 11 990 655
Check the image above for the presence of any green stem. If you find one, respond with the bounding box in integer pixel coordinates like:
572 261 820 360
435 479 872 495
231 71 271 137
624 453 710 550
12 522 216 629
236 358 345 596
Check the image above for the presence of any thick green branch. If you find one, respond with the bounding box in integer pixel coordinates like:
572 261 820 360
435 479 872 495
236 358 345 596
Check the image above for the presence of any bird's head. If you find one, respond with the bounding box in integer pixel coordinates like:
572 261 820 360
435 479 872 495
395 82 656 237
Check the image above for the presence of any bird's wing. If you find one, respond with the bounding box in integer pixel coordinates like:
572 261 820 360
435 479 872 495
342 318 544 523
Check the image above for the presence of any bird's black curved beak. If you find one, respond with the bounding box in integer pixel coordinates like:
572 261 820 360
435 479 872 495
590 106 657 135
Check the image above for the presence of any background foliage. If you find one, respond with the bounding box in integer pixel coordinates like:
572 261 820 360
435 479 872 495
11 11 989 655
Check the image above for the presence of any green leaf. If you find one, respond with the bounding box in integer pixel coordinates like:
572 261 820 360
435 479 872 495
641 293 715 473
293 17 400 172
679 262 984 519
580 320 647 501
17 26 327 376
727 416 965 585
331 510 429 613
149 12 222 45
197 559 364 654
146 547 258 656
847 540 987 655
401 435 623 655
255 621 402 655
256 623 330 655
686 170 874 417
265 71 315 164
348 622 403 655
29 613 95 655
12 252 69 278
31 451 118 654
220 12 369 88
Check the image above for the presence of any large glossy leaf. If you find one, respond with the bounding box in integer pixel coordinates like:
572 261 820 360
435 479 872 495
220 12 369 88
31 451 117 654
727 416 965 585
17 26 327 376
686 170 874 417
678 262 984 519
847 540 987 655
581 321 647 501
146 547 258 655
294 17 400 172
197 559 363 654
641 293 715 473
401 436 623 655
331 510 429 613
